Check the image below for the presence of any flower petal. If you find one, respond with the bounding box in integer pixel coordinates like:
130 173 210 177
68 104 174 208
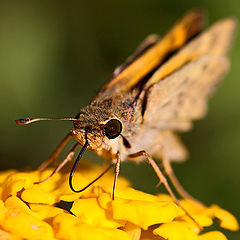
1 172 38 200
4 196 30 213
208 205 239 231
111 197 178 230
153 221 197 240
52 213 78 239
121 222 141 240
1 209 54 240
0 170 16 184
0 199 7 221
179 199 206 215
53 213 130 240
197 231 227 240
72 224 131 240
29 203 65 220
0 228 21 240
114 187 159 201
21 185 56 205
71 197 125 228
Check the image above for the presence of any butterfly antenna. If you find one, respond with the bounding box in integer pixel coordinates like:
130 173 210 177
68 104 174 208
15 117 78 125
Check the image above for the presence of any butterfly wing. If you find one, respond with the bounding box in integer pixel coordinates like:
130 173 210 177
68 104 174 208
92 10 205 102
139 18 236 161
143 55 229 131
142 18 236 131
126 56 228 162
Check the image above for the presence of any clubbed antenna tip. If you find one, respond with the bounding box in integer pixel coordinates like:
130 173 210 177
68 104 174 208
15 118 32 125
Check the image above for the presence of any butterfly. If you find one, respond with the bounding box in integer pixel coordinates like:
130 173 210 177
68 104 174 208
16 9 236 228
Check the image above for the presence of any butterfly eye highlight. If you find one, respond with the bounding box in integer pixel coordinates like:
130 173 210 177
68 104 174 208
104 119 122 139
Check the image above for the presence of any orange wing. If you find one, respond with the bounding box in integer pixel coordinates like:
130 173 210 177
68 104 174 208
92 9 205 102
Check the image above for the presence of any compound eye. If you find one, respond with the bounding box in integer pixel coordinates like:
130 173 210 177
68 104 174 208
104 119 122 139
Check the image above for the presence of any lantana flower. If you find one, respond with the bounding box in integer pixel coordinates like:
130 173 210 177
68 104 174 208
0 161 238 240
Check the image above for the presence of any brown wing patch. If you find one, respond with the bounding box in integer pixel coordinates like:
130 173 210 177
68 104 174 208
94 9 205 101
143 56 229 131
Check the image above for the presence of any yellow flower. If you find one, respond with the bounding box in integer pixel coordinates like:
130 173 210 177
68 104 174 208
0 161 238 240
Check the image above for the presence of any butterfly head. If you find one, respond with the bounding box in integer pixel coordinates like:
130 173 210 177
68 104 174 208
72 106 127 152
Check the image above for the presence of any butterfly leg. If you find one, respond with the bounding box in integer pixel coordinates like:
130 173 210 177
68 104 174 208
38 132 72 171
112 152 121 200
35 142 79 184
128 150 202 230
161 152 203 205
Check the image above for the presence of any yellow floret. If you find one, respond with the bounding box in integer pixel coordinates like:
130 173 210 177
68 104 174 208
0 161 238 240
21 185 56 205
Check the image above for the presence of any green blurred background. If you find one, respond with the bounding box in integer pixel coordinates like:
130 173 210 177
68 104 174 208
0 0 239 238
